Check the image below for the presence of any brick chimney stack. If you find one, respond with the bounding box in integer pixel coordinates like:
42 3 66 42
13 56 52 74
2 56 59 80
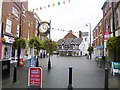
69 30 72 33
79 31 82 38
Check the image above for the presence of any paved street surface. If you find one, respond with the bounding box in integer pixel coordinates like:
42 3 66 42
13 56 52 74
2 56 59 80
1 55 120 89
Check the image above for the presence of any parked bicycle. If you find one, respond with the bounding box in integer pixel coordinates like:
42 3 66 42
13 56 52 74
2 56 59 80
95 56 105 68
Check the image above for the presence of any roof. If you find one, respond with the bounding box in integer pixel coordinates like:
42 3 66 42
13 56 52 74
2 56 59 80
64 32 77 39
58 38 82 46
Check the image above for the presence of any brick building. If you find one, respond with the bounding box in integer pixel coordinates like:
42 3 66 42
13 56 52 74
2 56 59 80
93 1 120 61
93 19 104 58
101 1 120 61
1 0 37 59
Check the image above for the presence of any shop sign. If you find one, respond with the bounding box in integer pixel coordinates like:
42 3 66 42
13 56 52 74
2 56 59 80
28 67 42 87
104 31 110 40
3 35 14 43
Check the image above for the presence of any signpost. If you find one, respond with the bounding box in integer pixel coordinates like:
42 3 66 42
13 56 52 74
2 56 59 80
111 62 120 75
28 67 42 88
29 56 36 67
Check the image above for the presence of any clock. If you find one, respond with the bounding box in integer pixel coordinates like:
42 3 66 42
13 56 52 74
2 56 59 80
39 22 50 34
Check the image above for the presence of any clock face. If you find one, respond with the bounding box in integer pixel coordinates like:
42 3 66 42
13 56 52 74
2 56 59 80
39 22 50 33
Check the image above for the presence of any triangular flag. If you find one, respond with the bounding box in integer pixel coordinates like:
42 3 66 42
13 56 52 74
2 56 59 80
63 1 65 4
33 9 35 11
44 6 46 9
40 7 42 10
68 0 70 3
48 5 50 7
36 8 38 11
52 3 55 7
29 10 31 12
58 2 60 5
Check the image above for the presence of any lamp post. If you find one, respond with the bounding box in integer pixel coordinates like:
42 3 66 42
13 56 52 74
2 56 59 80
48 20 51 70
86 23 92 59
111 2 116 62
14 1 23 66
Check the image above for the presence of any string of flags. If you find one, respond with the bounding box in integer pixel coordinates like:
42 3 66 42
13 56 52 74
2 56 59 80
51 27 79 34
30 0 75 12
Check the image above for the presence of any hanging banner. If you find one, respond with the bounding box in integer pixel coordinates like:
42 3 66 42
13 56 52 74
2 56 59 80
104 31 110 40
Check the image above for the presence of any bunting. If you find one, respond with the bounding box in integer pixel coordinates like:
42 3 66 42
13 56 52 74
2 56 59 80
30 0 74 12
51 27 79 34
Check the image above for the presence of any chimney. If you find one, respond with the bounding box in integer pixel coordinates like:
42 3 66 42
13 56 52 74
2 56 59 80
69 30 72 33
79 31 82 38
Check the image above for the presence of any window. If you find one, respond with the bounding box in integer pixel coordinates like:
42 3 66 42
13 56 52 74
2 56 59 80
28 20 31 27
110 17 113 33
5 18 12 34
105 20 109 32
12 6 19 18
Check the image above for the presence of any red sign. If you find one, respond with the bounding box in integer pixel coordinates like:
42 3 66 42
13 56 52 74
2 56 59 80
104 31 110 40
19 58 24 66
28 67 42 87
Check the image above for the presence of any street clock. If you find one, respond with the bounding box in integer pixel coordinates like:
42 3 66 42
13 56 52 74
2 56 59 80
39 21 50 34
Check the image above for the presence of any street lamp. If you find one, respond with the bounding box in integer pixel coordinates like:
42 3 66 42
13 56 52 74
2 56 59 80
48 20 51 70
86 23 91 47
11 1 23 66
86 23 92 59
111 2 116 62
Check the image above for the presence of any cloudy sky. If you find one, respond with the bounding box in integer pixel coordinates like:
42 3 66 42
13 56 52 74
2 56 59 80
28 0 105 41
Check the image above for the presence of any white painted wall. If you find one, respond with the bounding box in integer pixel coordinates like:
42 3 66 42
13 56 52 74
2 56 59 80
79 36 89 56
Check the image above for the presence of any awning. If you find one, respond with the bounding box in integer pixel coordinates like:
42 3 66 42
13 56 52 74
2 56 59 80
96 45 104 49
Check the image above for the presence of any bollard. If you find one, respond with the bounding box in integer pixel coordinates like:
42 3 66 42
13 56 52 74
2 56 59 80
13 66 17 83
104 68 109 90
68 67 73 89
36 57 39 67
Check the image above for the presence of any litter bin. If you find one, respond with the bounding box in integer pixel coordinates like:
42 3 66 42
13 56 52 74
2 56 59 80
0 59 10 79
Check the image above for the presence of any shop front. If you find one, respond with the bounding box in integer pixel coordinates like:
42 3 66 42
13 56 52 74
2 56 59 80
1 35 14 59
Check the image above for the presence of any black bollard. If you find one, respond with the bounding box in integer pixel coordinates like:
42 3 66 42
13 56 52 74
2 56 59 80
104 68 109 90
13 66 17 83
68 67 73 89
36 57 39 67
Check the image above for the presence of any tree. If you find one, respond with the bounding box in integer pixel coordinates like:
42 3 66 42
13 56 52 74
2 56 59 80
12 37 26 49
43 38 58 55
28 36 42 67
87 46 93 59
106 37 117 51
12 37 26 66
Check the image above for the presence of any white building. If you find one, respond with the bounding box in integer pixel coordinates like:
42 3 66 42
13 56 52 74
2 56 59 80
79 32 89 56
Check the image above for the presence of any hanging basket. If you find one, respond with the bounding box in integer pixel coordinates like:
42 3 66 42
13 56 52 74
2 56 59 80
2 37 6 43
